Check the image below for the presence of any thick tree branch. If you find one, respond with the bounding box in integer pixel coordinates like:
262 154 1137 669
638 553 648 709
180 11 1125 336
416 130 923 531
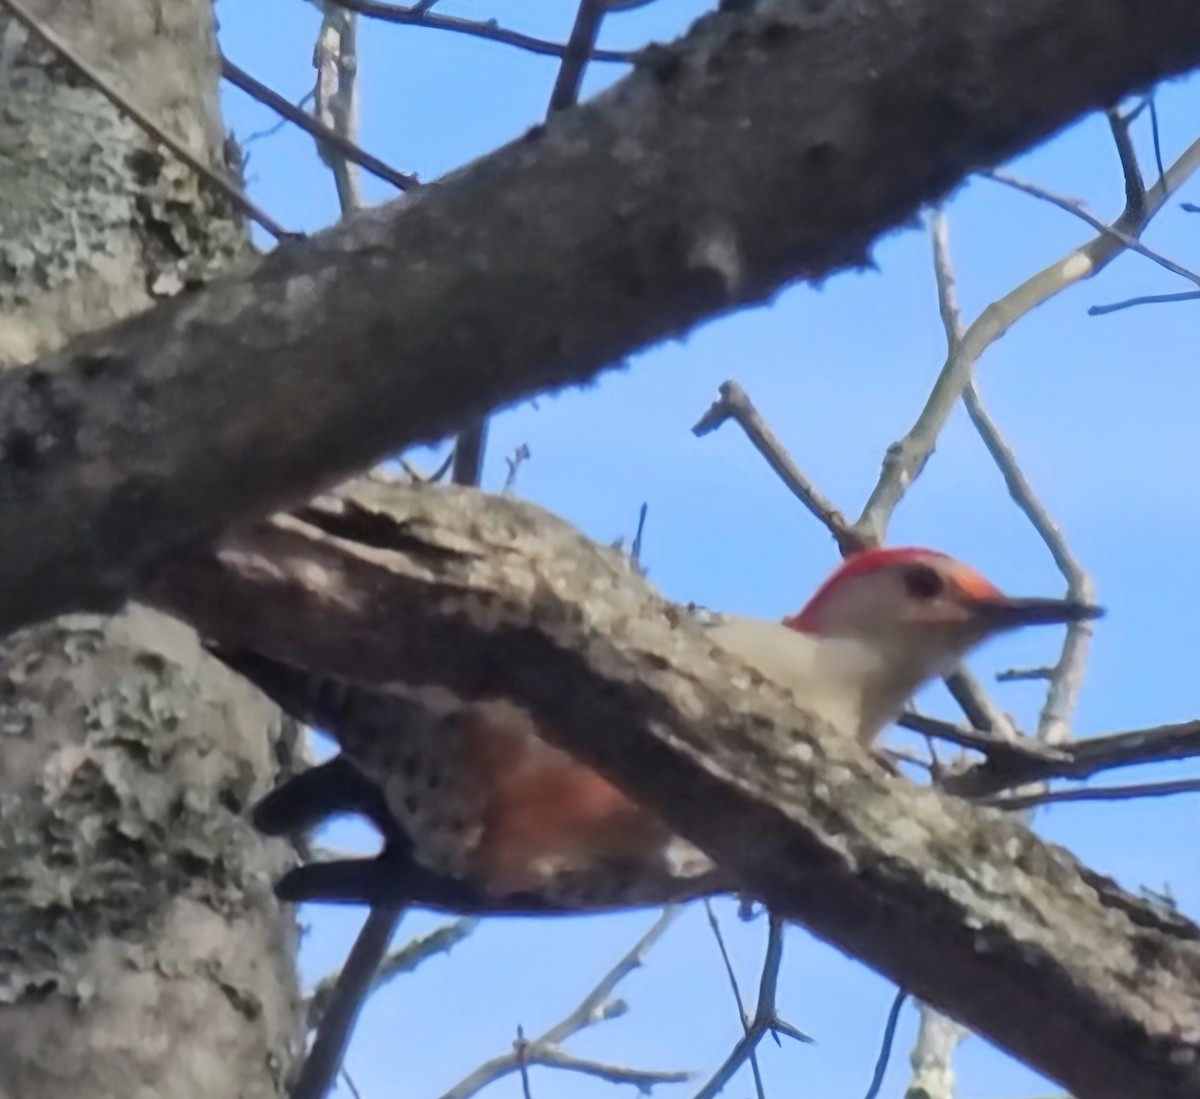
148 480 1200 1099
5 0 1200 634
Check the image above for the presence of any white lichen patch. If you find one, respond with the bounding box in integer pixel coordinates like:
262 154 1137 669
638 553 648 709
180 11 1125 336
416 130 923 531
687 221 744 297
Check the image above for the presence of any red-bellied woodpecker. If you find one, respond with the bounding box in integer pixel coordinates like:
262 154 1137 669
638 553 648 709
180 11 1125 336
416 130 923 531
220 546 1101 913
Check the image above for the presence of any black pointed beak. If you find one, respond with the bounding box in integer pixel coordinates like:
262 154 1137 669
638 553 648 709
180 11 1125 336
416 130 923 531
964 596 1105 632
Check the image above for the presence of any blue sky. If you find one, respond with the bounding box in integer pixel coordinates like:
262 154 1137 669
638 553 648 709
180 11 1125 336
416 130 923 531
216 3 1200 1096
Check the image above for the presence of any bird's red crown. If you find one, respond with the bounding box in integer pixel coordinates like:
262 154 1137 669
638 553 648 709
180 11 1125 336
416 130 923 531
783 546 1004 633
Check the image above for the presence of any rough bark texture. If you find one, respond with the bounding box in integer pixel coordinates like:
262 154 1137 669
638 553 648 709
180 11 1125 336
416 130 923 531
150 480 1200 1099
0 2 302 1096
3 0 1200 634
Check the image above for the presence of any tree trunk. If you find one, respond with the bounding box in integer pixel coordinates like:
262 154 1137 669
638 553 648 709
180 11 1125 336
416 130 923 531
0 2 303 1096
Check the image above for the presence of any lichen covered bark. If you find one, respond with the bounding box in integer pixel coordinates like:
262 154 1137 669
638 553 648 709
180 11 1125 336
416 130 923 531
0 608 300 1098
0 1 302 1095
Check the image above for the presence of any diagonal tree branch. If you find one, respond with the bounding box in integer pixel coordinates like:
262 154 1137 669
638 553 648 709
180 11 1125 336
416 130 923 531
5 0 1200 636
221 56 418 192
147 479 1200 1099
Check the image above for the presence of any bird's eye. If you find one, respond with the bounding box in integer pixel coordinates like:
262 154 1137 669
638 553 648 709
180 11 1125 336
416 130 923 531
903 564 944 600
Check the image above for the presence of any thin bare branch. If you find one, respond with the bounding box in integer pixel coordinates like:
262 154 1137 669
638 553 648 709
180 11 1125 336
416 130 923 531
549 0 609 113
439 908 686 1099
862 990 908 1099
692 916 811 1099
996 666 1056 683
630 502 649 571
898 713 1066 760
855 135 1200 543
986 777 1200 811
532 1047 692 1089
293 905 404 1099
924 212 1022 744
453 0 613 488
314 4 364 213
516 1027 534 1099
693 382 866 556
984 169 1200 288
959 379 1097 743
502 444 531 496
1107 106 1148 219
222 57 417 191
703 901 766 1099
1088 290 1200 315
307 917 478 1030
324 0 636 63
0 0 293 240
915 717 1200 798
399 452 456 484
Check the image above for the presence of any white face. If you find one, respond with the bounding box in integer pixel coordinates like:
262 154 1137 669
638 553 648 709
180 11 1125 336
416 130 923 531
805 559 995 648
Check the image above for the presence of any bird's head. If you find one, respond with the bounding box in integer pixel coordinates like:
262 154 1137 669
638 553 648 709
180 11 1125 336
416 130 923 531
782 547 1102 735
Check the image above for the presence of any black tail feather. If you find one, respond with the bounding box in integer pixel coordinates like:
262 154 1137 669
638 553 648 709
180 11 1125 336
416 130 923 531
251 756 399 841
277 845 578 916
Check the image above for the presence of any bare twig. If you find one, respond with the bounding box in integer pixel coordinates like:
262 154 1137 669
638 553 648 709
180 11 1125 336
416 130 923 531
996 666 1055 683
314 4 364 213
630 502 649 571
692 915 811 1099
515 1027 534 1099
548 0 608 113
693 382 866 556
855 135 1200 543
293 904 405 1099
243 90 316 147
307 917 478 1030
703 901 766 1099
1107 105 1148 220
1148 97 1166 184
862 990 908 1099
909 716 1200 798
897 713 1064 759
531 1047 690 1089
0 0 293 240
399 451 456 484
926 212 1021 744
439 908 689 1099
502 444 531 495
453 0 615 488
986 777 1200 811
961 378 1097 744
985 169 1200 288
1088 290 1200 315
324 0 636 63
222 58 417 191
340 1069 364 1099
450 417 489 486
